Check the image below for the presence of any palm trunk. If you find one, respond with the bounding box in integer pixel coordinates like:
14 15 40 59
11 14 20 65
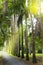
25 16 29 60
32 31 36 63
2 0 8 42
21 19 24 58
3 0 8 15
18 25 20 57
39 19 43 64
31 15 36 63
17 14 24 58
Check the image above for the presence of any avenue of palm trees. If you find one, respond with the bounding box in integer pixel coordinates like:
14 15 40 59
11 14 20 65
0 0 43 65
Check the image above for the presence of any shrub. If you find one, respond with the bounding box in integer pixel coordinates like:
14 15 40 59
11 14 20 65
38 49 42 53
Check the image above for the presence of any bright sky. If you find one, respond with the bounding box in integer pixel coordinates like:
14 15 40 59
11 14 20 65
26 0 43 14
40 2 43 14
23 14 37 34
29 17 37 33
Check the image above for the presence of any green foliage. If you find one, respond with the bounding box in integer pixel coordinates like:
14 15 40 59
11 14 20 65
0 32 4 46
0 13 11 48
4 32 19 55
38 49 42 53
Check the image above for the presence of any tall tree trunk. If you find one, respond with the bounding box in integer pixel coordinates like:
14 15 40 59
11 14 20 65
31 15 36 63
38 18 43 64
41 24 43 64
3 0 8 15
32 30 36 63
11 14 18 55
25 16 29 60
2 0 8 43
18 25 20 57
21 19 24 58
17 14 24 58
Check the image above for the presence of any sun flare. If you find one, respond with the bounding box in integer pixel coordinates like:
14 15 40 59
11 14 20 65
30 2 39 14
30 1 43 14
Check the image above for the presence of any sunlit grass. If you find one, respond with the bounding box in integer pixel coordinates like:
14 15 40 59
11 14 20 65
0 54 2 58
0 53 3 59
20 50 42 59
36 54 43 57
20 51 42 58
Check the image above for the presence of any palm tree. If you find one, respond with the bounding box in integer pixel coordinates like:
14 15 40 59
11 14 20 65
25 15 29 60
31 15 37 63
17 13 24 58
17 19 20 57
21 15 24 58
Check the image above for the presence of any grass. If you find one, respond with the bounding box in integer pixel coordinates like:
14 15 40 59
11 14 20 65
10 53 42 65
0 54 2 58
7 51 43 58
8 52 43 62
20 53 42 65
4 49 43 58
36 54 43 57
0 54 3 65
24 53 43 57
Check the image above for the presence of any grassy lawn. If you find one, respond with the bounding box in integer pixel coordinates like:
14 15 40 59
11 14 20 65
36 54 43 57
24 53 43 57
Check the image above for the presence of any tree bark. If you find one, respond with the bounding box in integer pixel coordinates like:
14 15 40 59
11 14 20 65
25 16 29 60
18 25 20 57
21 19 24 58
31 15 37 63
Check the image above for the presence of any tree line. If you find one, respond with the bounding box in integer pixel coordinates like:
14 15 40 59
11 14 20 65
0 0 43 63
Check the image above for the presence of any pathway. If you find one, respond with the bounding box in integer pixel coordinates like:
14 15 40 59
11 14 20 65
0 51 28 65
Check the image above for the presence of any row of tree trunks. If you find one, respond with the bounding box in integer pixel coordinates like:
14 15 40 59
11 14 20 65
18 14 29 59
36 16 43 64
18 13 37 62
17 14 24 58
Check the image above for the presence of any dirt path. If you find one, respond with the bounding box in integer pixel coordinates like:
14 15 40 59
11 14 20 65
0 51 28 65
